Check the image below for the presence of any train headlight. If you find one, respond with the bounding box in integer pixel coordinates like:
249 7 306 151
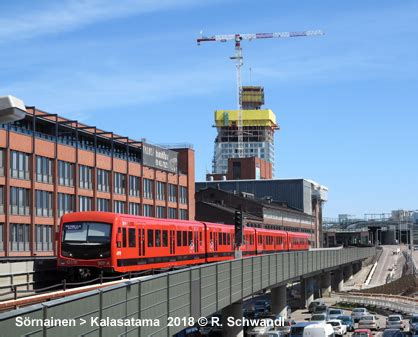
62 250 73 257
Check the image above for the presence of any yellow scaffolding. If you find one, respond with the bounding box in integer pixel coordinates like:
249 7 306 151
214 109 278 128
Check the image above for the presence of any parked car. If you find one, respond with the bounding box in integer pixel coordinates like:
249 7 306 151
328 309 344 320
310 314 328 323
409 315 418 334
303 323 335 337
290 322 316 337
308 299 326 313
276 319 296 335
253 299 271 314
386 315 404 330
352 329 373 337
382 329 404 337
351 308 369 323
313 305 328 315
358 315 380 331
326 320 346 336
337 315 354 332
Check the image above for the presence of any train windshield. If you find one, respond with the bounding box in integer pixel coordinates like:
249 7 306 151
63 222 111 243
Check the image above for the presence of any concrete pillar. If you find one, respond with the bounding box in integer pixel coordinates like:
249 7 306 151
344 264 354 281
332 269 343 292
314 276 321 299
301 278 314 308
320 272 331 297
222 300 243 337
270 285 287 319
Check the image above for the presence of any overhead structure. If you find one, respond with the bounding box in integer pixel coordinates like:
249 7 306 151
197 30 324 158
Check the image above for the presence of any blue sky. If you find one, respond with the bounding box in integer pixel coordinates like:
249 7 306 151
1 0 417 217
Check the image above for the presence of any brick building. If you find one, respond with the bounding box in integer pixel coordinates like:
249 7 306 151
0 107 195 258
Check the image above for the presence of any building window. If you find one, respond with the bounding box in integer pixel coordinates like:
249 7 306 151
97 169 110 192
179 209 188 220
129 202 140 215
58 193 74 217
156 206 165 218
9 223 30 251
156 181 165 201
168 184 177 203
143 204 153 217
179 186 187 204
143 179 153 199
35 225 53 251
79 196 92 211
35 190 53 217
168 207 177 219
114 172 126 194
129 175 140 197
36 156 53 183
0 148 4 176
10 150 30 180
10 187 30 215
97 198 110 212
114 200 125 213
58 160 74 186
0 186 3 214
79 165 93 189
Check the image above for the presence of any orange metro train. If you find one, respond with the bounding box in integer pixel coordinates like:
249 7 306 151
57 212 310 278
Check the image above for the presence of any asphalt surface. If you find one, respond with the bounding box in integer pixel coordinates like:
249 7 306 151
369 245 403 287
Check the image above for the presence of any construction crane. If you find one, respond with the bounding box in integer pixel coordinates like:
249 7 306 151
197 30 324 158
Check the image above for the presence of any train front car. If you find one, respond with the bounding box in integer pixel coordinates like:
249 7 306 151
57 212 116 279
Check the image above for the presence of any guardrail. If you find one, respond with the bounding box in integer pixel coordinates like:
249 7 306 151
336 292 418 314
0 247 376 337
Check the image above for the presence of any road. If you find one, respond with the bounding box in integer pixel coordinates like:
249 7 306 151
290 296 410 336
368 245 403 287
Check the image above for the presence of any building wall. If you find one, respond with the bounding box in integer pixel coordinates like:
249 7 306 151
0 109 194 258
226 157 272 180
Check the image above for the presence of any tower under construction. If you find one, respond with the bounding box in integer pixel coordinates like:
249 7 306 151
212 86 279 175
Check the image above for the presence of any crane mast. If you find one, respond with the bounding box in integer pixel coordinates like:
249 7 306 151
197 30 324 159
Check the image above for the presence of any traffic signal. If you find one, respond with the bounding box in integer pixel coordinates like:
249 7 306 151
234 210 244 246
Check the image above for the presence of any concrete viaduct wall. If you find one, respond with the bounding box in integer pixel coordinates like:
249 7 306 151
0 247 376 337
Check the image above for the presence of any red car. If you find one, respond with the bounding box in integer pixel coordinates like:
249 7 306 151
352 329 373 337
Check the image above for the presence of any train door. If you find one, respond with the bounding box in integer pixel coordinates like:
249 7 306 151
138 224 145 257
170 230 175 255
126 223 137 258
214 230 218 252
194 229 198 253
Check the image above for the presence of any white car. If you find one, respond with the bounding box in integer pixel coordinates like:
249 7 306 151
326 320 347 336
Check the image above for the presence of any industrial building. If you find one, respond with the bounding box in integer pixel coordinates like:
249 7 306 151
0 106 195 258
196 187 316 242
212 86 279 174
196 178 328 247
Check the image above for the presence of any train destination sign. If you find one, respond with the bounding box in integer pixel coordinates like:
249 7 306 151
142 143 178 174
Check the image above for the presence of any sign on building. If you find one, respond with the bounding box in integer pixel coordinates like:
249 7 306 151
142 143 178 174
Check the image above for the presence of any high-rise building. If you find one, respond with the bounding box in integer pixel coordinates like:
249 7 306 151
212 86 279 175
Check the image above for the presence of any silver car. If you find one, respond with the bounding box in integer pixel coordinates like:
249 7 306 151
351 308 369 323
328 309 344 320
358 315 380 331
386 315 405 330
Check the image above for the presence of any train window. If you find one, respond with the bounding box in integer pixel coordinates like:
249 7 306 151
188 231 192 246
117 228 121 248
177 231 182 246
218 232 222 245
162 230 168 247
199 232 202 244
128 228 136 247
122 228 127 248
155 230 161 247
147 229 154 247
227 233 230 245
210 232 212 241
182 231 187 246
223 233 226 245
